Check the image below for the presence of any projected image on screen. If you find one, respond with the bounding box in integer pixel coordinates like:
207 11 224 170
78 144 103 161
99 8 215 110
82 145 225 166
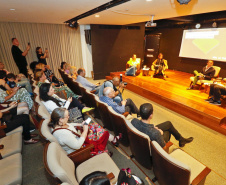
179 28 226 62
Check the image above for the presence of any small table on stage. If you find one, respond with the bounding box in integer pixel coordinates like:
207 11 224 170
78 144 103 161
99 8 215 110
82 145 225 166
142 69 150 76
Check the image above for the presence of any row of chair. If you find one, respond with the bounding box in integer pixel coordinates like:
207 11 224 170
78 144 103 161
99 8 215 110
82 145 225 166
29 71 121 185
59 70 211 185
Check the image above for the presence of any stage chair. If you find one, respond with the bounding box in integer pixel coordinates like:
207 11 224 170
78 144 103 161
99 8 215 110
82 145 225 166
39 118 58 142
95 97 114 131
44 142 120 185
0 131 22 159
107 106 130 146
71 79 82 95
0 153 22 185
151 141 211 185
190 66 221 89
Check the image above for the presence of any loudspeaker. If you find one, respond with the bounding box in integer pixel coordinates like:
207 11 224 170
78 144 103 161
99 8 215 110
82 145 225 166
177 0 191 5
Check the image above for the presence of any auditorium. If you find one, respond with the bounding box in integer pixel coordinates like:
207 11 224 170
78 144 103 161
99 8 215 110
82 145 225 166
0 0 226 184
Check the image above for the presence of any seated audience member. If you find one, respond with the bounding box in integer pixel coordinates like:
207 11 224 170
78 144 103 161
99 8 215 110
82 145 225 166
30 61 38 73
39 83 92 122
152 53 168 79
206 83 226 105
6 73 17 88
125 54 140 76
131 103 193 148
187 60 215 90
60 61 66 70
0 62 9 74
0 71 33 109
49 108 120 154
69 66 77 80
76 68 100 94
36 47 49 65
99 87 139 116
15 73 33 94
0 102 39 144
64 63 71 74
35 70 79 99
99 77 125 103
36 63 64 87
79 171 110 185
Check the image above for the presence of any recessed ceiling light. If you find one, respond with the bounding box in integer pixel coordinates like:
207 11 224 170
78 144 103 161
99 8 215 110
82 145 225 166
146 0 152 1
10 8 15 11
95 15 100 18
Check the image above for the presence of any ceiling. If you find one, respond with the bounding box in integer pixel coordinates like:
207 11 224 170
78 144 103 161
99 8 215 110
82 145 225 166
1 0 226 25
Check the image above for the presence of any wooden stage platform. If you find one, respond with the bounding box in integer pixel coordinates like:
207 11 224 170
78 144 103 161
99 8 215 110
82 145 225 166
106 70 226 135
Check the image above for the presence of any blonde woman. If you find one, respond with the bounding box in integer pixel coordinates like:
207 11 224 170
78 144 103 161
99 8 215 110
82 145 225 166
34 70 79 99
69 66 77 80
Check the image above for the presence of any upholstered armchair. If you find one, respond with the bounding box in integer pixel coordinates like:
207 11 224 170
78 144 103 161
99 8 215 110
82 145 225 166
151 141 211 185
190 66 221 89
44 142 120 185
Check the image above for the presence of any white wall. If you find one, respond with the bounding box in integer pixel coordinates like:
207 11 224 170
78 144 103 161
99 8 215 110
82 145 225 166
80 25 93 78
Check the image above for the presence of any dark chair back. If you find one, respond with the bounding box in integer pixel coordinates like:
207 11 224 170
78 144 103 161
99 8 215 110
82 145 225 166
125 119 152 169
107 107 130 146
151 141 190 185
95 98 114 131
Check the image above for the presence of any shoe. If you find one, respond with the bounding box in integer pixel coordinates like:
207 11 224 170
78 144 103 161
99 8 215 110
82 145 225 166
205 97 213 102
209 100 221 105
30 134 38 138
111 140 119 147
108 151 113 157
82 107 95 114
24 139 39 145
186 86 193 90
179 137 193 147
29 128 36 133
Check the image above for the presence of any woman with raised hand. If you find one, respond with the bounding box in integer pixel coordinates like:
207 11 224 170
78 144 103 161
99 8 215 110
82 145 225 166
36 47 49 65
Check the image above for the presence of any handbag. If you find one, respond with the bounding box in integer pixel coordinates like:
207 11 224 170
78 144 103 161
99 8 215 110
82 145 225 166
117 168 143 185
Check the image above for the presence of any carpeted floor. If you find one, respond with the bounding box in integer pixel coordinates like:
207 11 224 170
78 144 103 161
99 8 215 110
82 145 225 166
21 78 226 185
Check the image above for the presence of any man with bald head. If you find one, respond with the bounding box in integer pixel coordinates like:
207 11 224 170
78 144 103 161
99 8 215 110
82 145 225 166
98 76 125 103
11 38 30 77
99 86 139 116
76 68 100 94
187 60 215 90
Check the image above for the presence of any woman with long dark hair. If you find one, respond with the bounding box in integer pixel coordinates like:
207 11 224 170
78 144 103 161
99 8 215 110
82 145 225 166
36 47 49 65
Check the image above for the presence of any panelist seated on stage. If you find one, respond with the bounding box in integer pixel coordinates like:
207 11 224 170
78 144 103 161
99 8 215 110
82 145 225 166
187 60 215 90
125 54 141 76
151 53 168 78
205 81 226 105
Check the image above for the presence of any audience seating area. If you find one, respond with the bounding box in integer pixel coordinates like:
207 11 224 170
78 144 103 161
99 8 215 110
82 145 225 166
0 68 212 185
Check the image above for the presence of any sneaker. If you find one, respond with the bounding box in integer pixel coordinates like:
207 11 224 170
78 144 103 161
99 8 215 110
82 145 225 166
82 107 95 114
186 86 193 90
214 101 221 105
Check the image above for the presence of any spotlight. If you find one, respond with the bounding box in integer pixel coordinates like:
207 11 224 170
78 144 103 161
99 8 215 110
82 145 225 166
212 22 217 28
195 23 201 29
177 0 191 5
68 21 79 28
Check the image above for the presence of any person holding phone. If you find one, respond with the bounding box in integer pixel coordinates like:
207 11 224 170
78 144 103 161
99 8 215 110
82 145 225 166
49 108 121 155
36 47 49 65
11 38 30 77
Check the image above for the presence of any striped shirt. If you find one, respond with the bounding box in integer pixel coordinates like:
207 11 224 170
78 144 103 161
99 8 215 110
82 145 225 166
99 96 125 114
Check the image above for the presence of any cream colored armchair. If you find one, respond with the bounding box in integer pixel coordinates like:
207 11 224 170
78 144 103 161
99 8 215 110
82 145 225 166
190 66 221 89
44 142 120 185
151 141 211 185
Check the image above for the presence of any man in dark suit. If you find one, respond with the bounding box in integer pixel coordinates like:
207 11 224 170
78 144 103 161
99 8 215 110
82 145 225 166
187 60 215 90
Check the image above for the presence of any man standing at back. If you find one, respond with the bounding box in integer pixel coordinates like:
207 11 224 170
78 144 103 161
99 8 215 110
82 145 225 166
11 38 30 77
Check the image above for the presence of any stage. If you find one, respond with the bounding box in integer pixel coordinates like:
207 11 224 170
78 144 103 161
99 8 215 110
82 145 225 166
106 70 226 135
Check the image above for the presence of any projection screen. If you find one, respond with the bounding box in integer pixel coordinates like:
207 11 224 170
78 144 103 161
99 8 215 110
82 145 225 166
179 28 226 62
